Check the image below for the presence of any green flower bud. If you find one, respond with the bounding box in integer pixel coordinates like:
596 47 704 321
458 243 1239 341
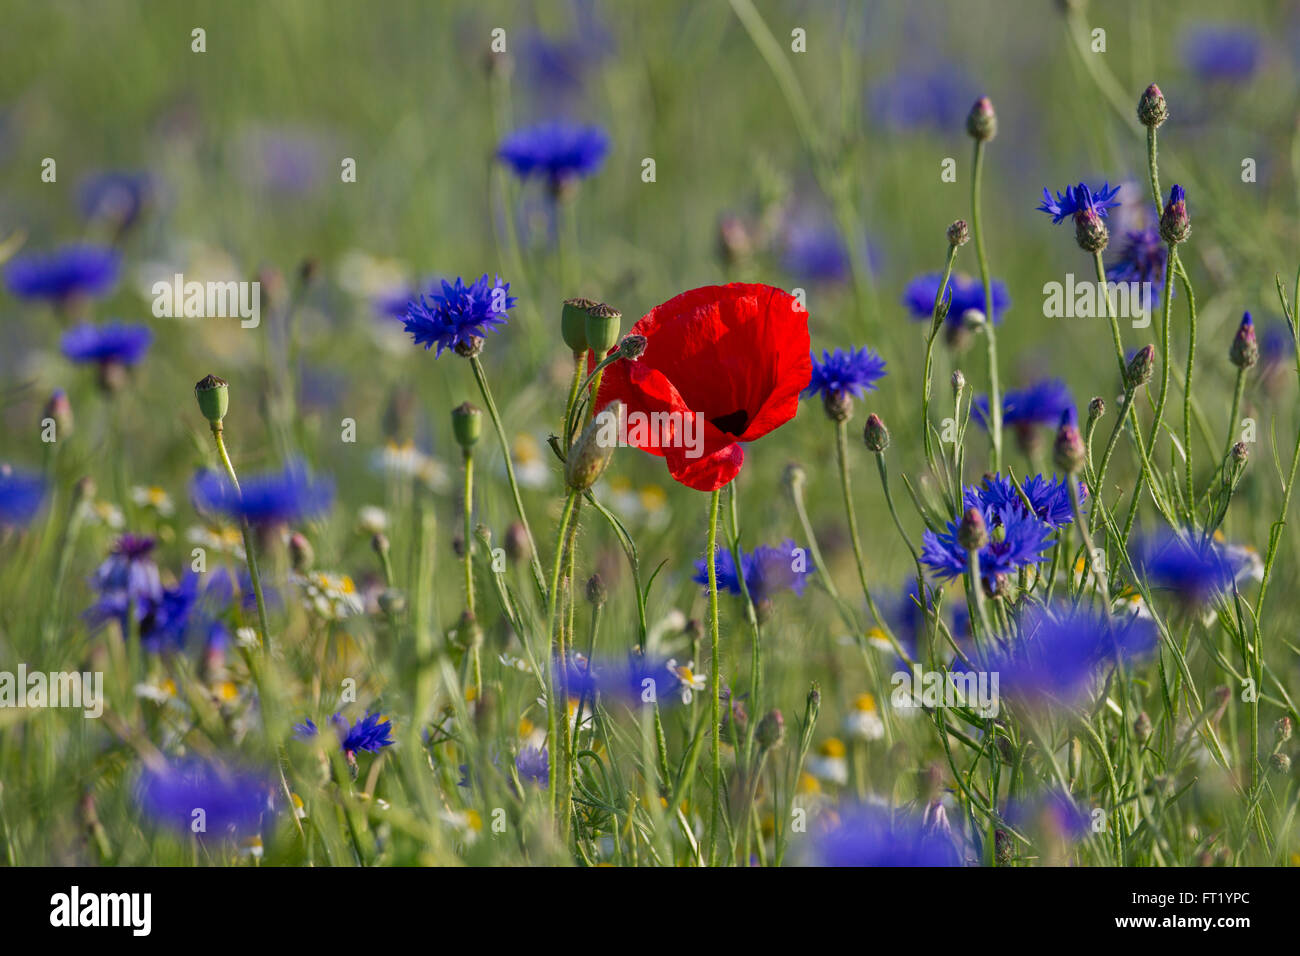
863 413 890 452
561 297 599 353
194 374 229 424
451 401 482 449
958 507 987 551
565 401 622 490
585 302 622 355
966 96 997 141
1137 83 1168 129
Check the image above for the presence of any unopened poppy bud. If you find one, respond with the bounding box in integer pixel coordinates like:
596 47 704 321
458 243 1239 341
585 573 607 607
1087 396 1106 423
1137 83 1168 129
1074 208 1110 253
289 532 314 572
565 401 621 490
1159 184 1190 244
1270 752 1291 775
194 374 229 424
966 96 997 141
585 302 622 354
1229 312 1258 369
618 334 647 360
946 219 970 247
1134 711 1152 744
1276 716 1293 744
822 389 853 423
561 297 598 354
756 708 785 750
451 401 482 449
1053 411 1086 475
1125 344 1156 390
44 389 73 438
958 507 987 551
863 413 890 452
504 521 530 563
1231 441 1249 465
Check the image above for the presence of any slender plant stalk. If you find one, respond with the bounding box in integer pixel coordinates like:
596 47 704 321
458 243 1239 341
706 487 722 866
971 139 1003 471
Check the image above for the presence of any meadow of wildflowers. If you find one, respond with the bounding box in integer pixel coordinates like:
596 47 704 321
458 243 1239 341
0 0 1298 893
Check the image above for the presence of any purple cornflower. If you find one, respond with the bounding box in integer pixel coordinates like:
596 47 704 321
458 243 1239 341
1037 182 1122 224
4 243 121 303
497 121 609 192
1106 225 1167 293
1183 25 1261 82
0 466 45 527
403 274 517 357
902 272 1011 325
297 712 395 755
559 653 698 709
921 496 1054 589
191 459 333 528
973 380 1075 432
802 347 887 401
515 746 549 787
692 540 813 604
968 473 1083 528
138 757 273 837
1132 531 1241 604
868 67 975 132
1006 789 1090 842
79 170 154 230
814 805 960 867
61 321 153 367
91 533 163 607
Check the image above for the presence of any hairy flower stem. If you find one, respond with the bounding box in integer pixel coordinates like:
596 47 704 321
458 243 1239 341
544 491 579 823
469 355 547 598
1175 262 1199 510
461 449 475 619
971 139 1003 471
726 483 762 759
209 423 272 651
922 245 960 473
706 487 723 866
563 351 587 431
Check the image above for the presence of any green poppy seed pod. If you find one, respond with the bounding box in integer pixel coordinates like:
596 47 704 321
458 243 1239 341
863 413 890 453
585 573 607 608
585 302 622 354
1159 185 1190 245
194 374 229 424
966 96 997 141
756 708 785 751
618 334 647 361
1087 396 1106 423
958 507 988 552
1230 313 1259 369
1276 716 1293 744
946 219 970 247
1053 419 1086 475
561 297 599 354
822 389 853 423
451 401 482 449
565 401 622 490
1137 83 1168 129
1074 208 1110 254
1134 711 1152 744
289 532 314 572
1270 752 1291 776
1125 344 1156 390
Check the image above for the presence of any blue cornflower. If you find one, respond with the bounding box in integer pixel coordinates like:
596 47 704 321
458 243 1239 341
1132 531 1241 604
802 347 887 401
497 120 609 190
921 497 1054 589
1006 789 1090 842
968 473 1083 528
136 573 202 654
973 379 1075 431
515 746 549 787
692 540 813 604
1106 225 1167 292
91 533 163 608
4 243 121 303
983 604 1156 706
902 272 1011 325
296 711 395 755
191 459 333 527
61 321 153 367
403 274 517 356
814 805 960 867
0 466 46 527
1183 25 1261 82
868 67 975 132
138 757 273 836
79 170 153 230
884 579 969 664
1037 182 1122 224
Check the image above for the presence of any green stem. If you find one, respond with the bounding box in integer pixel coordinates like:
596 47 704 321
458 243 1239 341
210 423 271 651
706 487 722 866
971 139 1003 471
461 448 475 618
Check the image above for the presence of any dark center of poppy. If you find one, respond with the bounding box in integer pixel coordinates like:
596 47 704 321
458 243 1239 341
709 409 749 438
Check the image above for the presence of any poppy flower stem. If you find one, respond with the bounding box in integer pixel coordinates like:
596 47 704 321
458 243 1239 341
562 351 587 433
544 490 579 826
706 487 722 866
468 355 547 598
971 138 1004 472
208 422 272 653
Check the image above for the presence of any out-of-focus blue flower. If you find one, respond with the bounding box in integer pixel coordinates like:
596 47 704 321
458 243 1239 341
1132 531 1242 604
814 805 960 866
558 652 697 709
5 244 121 303
138 756 273 836
241 127 327 193
802 347 887 401
0 466 46 527
1107 225 1167 293
973 380 1075 431
1260 320 1292 368
497 121 609 190
297 711 395 755
968 473 1083 528
1037 182 1122 224
191 459 334 528
982 604 1156 705
61 321 153 367
903 272 1011 326
374 278 440 320
515 746 549 787
403 274 516 357
922 497 1054 589
867 67 974 132
1006 789 1090 842
1183 25 1261 82
91 533 163 608
884 579 969 664
79 170 154 230
693 540 813 603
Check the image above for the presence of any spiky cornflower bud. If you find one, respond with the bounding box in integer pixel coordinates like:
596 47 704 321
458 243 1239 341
966 96 996 141
194 374 229 425
1159 184 1190 244
289 532 314 572
451 402 482 450
1230 312 1259 369
1087 396 1106 423
1231 441 1249 465
822 389 853 423
951 369 966 394
585 302 622 354
946 219 970 247
863 413 890 452
1270 752 1291 775
565 401 621 490
1134 711 1152 744
618 333 647 360
453 337 484 358
44 389 73 438
561 297 598 353
994 828 1013 866
1125 344 1156 390
1137 83 1168 129
1277 716 1294 744
756 708 785 751
957 507 988 552
585 573 607 607
1075 206 1109 254
1053 409 1086 475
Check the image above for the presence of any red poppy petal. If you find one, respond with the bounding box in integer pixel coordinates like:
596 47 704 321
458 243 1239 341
665 440 744 492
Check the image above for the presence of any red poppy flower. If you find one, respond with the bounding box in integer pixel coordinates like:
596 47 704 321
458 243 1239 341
592 283 811 491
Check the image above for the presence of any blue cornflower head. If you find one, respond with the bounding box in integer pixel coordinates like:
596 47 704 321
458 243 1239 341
1006 789 1090 843
802 347 887 401
1261 320 1293 369
136 573 202 654
403 274 517 356
814 805 960 866
79 170 153 229
902 272 1011 326
91 533 163 607
515 746 549 787
883 580 970 665
4 243 121 303
138 756 273 836
0 466 46 527
868 67 974 132
297 711 395 754
692 540 813 604
1107 225 1167 291
191 459 333 527
973 379 1075 430
922 497 1053 589
984 604 1156 706
1183 25 1260 82
497 121 609 190
1037 182 1121 224
1132 531 1241 604
968 473 1083 528
61 321 153 367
